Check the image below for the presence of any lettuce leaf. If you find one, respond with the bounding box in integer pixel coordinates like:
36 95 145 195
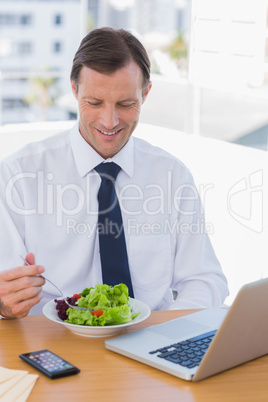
66 304 133 326
65 283 139 326
77 283 129 310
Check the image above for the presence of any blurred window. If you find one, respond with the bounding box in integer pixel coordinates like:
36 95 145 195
20 14 32 25
54 14 63 25
16 41 32 56
0 13 32 26
3 98 28 110
53 41 62 53
0 14 16 26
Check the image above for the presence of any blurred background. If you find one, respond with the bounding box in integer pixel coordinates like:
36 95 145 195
0 0 268 150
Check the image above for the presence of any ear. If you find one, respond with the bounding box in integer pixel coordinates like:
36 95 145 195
142 81 152 104
71 80 78 100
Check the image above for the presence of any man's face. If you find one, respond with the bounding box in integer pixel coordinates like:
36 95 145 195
71 61 151 159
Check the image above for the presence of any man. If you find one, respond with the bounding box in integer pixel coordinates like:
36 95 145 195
0 28 228 319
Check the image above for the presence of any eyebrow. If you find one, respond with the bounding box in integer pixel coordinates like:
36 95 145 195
83 96 138 103
83 96 102 101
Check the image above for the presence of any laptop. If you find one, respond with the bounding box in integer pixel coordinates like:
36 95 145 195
105 278 268 381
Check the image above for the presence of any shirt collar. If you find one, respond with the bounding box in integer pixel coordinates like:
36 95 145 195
70 121 134 178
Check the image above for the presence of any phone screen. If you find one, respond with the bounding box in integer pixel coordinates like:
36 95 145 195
19 349 80 379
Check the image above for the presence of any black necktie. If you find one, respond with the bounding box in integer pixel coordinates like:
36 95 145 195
95 162 134 298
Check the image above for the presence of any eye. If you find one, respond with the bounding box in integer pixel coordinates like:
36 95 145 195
118 102 134 108
88 101 101 107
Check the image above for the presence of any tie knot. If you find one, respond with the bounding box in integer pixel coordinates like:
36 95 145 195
95 162 121 182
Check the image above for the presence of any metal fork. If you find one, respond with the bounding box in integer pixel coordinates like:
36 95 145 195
20 255 92 311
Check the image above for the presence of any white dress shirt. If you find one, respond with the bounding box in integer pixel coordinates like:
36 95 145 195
0 122 228 314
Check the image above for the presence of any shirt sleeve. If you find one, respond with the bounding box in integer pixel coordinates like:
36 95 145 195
0 160 27 272
168 167 229 310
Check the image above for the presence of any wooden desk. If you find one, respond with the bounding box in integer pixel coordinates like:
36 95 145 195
1 310 268 401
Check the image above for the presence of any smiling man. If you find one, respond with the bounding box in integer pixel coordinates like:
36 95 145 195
72 61 151 159
0 28 228 318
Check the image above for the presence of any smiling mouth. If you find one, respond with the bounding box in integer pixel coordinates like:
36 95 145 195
99 129 121 136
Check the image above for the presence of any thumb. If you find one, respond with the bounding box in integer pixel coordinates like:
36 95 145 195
24 252 36 266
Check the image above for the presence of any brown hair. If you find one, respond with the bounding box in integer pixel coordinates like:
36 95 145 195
70 27 150 92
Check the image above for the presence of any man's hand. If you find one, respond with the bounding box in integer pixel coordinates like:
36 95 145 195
0 253 45 318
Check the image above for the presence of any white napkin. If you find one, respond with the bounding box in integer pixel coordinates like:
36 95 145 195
0 367 38 401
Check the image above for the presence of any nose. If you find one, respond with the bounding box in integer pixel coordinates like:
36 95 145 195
100 105 119 130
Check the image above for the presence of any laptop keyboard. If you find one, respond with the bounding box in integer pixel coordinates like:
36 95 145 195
149 330 217 369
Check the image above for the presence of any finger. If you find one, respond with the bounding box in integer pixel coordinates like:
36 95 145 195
5 284 43 305
0 274 45 299
0 264 45 282
16 275 46 292
24 252 36 266
0 291 43 319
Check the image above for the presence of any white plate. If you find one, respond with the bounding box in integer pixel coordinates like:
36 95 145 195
42 298 151 337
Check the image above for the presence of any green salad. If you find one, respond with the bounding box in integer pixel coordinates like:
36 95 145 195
58 283 139 326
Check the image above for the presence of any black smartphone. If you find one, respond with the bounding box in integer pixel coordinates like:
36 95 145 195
19 349 80 379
